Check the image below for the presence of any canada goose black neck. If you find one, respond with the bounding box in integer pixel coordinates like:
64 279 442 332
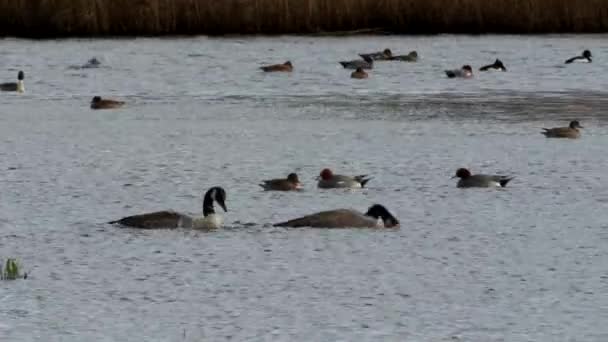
583 50 592 58
365 204 399 227
203 187 227 216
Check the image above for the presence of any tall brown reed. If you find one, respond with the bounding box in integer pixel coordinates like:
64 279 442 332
0 0 606 37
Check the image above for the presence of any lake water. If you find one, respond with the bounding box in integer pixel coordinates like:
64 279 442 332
1 35 608 341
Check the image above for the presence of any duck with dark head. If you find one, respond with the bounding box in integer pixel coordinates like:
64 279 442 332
445 65 473 78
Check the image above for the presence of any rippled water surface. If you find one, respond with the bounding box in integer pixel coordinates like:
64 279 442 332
1 35 608 341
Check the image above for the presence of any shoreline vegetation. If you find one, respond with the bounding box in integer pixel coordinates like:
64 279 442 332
0 0 607 38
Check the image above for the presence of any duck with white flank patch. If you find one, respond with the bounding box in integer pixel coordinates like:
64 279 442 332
479 59 507 71
445 65 473 78
109 187 227 229
565 50 592 64
542 120 583 139
317 168 371 189
259 173 302 191
274 204 399 228
0 71 25 93
453 168 513 188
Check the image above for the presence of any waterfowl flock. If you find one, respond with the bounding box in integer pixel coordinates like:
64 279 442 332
2 46 592 230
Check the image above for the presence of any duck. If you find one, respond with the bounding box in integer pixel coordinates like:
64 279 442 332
479 59 507 71
273 204 399 228
109 187 227 229
339 56 373 70
389 51 418 62
259 173 302 191
565 50 592 64
445 65 473 78
317 168 371 189
350 67 369 79
82 58 101 68
260 61 293 72
541 120 583 139
0 71 25 93
90 96 125 110
359 48 392 61
453 168 513 188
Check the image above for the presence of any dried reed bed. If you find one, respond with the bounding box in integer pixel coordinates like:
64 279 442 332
0 0 606 37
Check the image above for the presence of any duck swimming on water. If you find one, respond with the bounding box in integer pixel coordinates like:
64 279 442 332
90 96 125 109
317 168 372 189
259 173 302 191
453 168 513 188
541 120 583 139
445 65 473 78
359 48 393 61
339 55 373 70
109 187 228 229
260 61 293 72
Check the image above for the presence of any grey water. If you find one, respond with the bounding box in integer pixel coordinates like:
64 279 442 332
1 35 608 341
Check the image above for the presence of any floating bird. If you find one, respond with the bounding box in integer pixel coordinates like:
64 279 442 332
565 50 592 64
389 51 419 62
359 48 393 61
453 168 513 188
339 56 373 70
541 120 583 139
350 67 369 79
445 65 473 78
259 173 302 191
260 61 293 72
273 204 399 228
90 96 125 110
109 187 227 229
479 59 507 71
317 168 371 189
0 71 25 93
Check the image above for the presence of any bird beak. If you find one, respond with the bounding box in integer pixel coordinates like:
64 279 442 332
218 200 227 212
450 176 457 179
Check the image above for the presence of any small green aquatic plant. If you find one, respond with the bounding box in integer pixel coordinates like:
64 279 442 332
1 258 27 280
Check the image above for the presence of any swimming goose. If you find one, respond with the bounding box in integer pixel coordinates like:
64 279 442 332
317 168 371 189
260 173 302 191
541 120 583 139
109 187 227 229
479 59 507 71
273 204 399 228
0 71 25 93
453 168 513 188
565 50 592 64
351 67 369 79
445 65 473 78
260 61 293 72
339 56 373 70
389 51 419 62
359 48 393 61
90 96 125 110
